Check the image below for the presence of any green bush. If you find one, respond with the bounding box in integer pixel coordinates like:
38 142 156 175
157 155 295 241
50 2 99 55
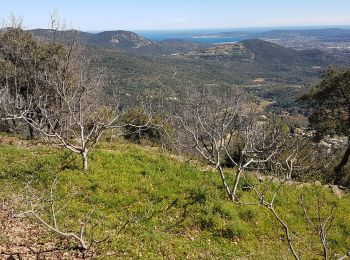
122 107 166 145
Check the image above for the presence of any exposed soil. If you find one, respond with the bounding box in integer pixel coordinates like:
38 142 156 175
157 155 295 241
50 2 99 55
0 205 95 259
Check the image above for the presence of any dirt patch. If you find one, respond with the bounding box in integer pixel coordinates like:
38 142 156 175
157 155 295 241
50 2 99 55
251 78 266 84
0 134 47 149
0 206 94 259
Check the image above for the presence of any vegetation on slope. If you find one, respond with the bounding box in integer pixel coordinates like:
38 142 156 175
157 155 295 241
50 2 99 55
1 25 350 260
24 28 350 115
94 39 350 116
0 133 349 259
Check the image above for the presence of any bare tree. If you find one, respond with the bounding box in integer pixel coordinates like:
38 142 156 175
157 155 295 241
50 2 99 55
16 173 107 254
168 88 292 201
0 24 151 170
300 194 335 260
167 88 333 259
248 176 301 259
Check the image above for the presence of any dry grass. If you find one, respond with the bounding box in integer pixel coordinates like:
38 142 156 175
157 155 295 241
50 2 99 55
0 201 95 259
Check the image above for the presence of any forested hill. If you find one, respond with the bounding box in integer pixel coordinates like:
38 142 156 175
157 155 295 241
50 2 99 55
29 29 153 48
28 29 210 54
242 39 347 67
27 28 350 58
258 28 350 41
25 28 350 114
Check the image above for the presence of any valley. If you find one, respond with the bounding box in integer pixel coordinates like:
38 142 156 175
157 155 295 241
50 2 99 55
1 4 350 257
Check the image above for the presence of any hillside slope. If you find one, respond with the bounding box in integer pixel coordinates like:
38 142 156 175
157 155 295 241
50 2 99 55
180 39 348 68
0 133 349 259
242 39 346 67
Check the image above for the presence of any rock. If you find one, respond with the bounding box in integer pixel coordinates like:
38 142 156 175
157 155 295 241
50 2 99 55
314 181 322 186
329 185 345 198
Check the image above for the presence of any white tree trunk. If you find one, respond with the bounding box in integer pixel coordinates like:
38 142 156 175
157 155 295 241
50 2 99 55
82 150 88 171
231 168 242 201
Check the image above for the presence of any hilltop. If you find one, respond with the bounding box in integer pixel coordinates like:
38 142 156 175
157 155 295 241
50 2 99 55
30 29 153 48
177 39 347 67
15 27 350 57
28 29 210 54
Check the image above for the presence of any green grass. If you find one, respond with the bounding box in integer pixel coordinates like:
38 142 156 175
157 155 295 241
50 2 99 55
0 134 349 259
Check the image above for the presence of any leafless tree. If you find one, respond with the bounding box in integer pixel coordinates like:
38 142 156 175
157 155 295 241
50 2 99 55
300 194 335 260
249 176 301 259
0 22 151 170
231 134 324 260
167 88 334 259
168 88 294 201
15 173 105 253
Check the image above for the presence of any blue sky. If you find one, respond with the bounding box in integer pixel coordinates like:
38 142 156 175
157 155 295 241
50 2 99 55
1 0 350 31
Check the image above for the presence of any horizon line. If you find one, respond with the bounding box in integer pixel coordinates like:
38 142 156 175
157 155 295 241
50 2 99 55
7 24 350 33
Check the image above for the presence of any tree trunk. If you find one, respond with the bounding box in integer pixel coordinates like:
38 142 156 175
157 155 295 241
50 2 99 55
28 124 35 139
334 141 350 184
231 168 242 201
82 151 88 171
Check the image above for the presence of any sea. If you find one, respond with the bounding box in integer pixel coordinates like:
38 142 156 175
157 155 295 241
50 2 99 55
86 25 350 44
134 28 262 43
134 25 350 44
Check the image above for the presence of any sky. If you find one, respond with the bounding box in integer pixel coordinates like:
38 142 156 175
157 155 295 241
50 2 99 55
0 0 350 31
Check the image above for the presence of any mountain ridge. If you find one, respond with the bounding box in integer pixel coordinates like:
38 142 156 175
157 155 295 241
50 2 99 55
26 28 211 55
29 29 153 48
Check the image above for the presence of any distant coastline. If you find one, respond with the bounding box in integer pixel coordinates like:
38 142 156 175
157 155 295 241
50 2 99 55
134 25 350 44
